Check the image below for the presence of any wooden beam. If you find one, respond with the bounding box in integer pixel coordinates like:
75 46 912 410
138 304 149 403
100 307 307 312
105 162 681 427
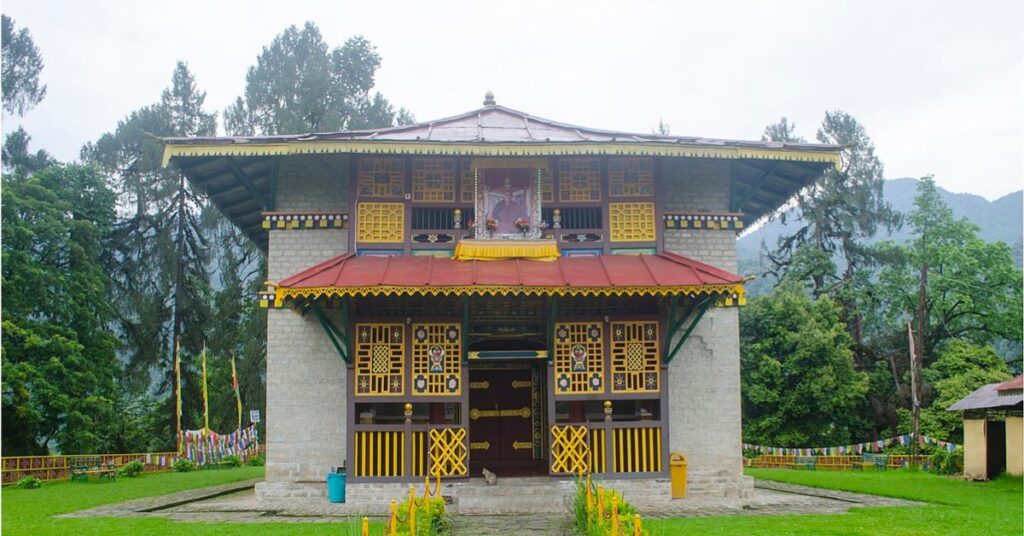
226 157 269 210
732 162 779 212
312 304 350 363
664 296 715 364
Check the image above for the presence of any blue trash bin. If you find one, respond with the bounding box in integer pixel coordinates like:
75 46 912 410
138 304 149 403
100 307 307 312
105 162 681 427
326 471 346 503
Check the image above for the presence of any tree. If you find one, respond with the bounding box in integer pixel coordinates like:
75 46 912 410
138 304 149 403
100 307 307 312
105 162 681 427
917 341 1011 442
876 177 1023 362
741 286 870 446
2 127 54 178
761 117 806 143
223 22 409 135
1 165 120 454
1 15 47 116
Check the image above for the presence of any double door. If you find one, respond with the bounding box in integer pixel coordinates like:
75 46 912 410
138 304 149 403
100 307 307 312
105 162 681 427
468 367 536 470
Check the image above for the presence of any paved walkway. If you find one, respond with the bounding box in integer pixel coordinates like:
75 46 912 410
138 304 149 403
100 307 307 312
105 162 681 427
59 478 924 533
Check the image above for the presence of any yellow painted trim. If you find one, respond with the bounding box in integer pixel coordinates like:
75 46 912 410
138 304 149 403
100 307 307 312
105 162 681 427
162 140 841 168
453 239 560 261
276 283 745 301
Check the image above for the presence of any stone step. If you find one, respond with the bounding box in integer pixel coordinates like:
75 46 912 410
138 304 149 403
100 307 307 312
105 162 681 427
456 493 571 514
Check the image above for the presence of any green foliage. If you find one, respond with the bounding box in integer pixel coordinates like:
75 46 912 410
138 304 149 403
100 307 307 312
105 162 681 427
223 22 410 135
929 447 964 475
246 454 265 467
391 496 449 535
571 477 648 536
15 476 42 489
172 459 195 473
2 128 54 178
116 461 145 478
1 164 121 455
741 287 870 446
1 15 46 115
222 455 243 468
918 341 1012 442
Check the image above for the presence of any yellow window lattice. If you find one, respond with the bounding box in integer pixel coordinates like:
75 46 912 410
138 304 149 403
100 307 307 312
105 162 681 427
557 158 601 202
553 322 605 395
355 323 405 396
610 321 659 393
412 159 456 203
608 158 654 197
357 202 405 243
609 202 655 242
358 158 406 198
411 323 462 396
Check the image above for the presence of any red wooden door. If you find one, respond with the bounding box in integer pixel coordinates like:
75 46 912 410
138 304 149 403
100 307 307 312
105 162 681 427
468 368 535 470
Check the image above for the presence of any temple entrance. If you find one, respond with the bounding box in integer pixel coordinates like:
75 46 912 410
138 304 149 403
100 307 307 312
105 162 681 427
468 363 547 477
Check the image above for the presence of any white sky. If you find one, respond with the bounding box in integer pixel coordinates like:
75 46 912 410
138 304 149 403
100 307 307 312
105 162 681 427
2 0 1022 200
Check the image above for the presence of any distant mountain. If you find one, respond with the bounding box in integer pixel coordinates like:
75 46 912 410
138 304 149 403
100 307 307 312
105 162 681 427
737 178 1023 295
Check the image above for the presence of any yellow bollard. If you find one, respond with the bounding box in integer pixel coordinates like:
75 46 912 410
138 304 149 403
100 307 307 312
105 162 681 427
424 475 430 502
610 495 619 536
633 513 642 536
361 516 369 536
670 452 688 499
389 498 397 536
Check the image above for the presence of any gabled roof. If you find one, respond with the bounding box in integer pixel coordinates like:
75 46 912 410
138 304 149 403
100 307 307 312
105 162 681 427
270 251 745 303
947 378 1024 412
164 95 842 249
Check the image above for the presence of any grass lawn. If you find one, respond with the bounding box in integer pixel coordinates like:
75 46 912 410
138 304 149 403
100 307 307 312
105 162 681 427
646 469 1023 535
2 467 385 535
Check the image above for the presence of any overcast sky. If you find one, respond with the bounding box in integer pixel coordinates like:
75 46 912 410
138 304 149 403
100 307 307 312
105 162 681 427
3 0 1022 200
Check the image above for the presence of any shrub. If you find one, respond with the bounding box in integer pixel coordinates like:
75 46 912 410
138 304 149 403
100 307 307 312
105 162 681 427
246 455 265 467
930 447 964 475
117 460 145 478
173 458 195 472
15 476 42 489
572 476 648 536
222 455 243 467
390 496 449 535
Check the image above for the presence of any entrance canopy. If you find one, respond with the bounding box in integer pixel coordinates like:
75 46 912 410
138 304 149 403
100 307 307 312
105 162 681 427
265 251 744 306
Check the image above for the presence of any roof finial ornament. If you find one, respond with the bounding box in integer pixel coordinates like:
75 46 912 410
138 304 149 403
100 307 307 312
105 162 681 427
483 90 496 106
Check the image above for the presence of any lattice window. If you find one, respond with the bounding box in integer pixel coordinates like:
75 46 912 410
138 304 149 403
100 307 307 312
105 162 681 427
411 323 462 396
609 202 655 242
553 322 604 395
412 159 456 203
357 202 405 243
460 162 475 204
610 321 659 393
608 158 654 197
355 323 405 396
358 158 405 198
557 158 601 202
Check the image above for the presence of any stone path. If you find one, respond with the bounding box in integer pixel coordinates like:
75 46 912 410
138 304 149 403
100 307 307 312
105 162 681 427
58 477 924 533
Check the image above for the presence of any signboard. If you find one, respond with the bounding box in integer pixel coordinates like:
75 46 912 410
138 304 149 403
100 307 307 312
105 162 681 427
250 410 261 423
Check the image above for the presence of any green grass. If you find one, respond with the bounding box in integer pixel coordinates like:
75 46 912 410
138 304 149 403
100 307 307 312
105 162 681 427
2 467 386 535
646 469 1023 535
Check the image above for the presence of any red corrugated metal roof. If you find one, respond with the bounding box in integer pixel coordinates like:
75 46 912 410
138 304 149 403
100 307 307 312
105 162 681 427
996 375 1024 392
275 252 743 299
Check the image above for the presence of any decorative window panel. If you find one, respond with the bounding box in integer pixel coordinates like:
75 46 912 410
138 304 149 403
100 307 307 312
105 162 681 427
358 158 405 198
411 323 462 396
608 158 654 197
540 167 553 203
355 323 405 396
610 321 659 393
357 202 405 243
557 158 601 202
609 202 656 242
412 159 456 203
553 322 605 395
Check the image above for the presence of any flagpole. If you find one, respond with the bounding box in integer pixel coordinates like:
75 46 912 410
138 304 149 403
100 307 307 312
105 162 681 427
174 336 182 454
202 341 209 432
908 322 919 468
231 350 242 431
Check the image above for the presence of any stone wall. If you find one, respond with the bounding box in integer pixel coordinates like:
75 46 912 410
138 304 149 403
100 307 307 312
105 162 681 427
258 155 351 497
661 157 746 497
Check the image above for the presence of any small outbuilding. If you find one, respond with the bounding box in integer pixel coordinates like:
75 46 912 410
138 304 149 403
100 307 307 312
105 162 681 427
947 375 1023 480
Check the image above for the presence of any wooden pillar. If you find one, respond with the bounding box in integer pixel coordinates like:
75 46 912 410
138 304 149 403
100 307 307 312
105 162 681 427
404 403 414 482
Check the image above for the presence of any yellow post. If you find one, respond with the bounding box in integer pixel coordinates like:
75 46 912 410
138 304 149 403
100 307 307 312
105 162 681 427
611 494 619 536
633 513 642 536
597 485 605 520
389 498 397 536
424 475 430 502
670 452 688 499
361 516 369 536
586 475 594 527
408 484 416 534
